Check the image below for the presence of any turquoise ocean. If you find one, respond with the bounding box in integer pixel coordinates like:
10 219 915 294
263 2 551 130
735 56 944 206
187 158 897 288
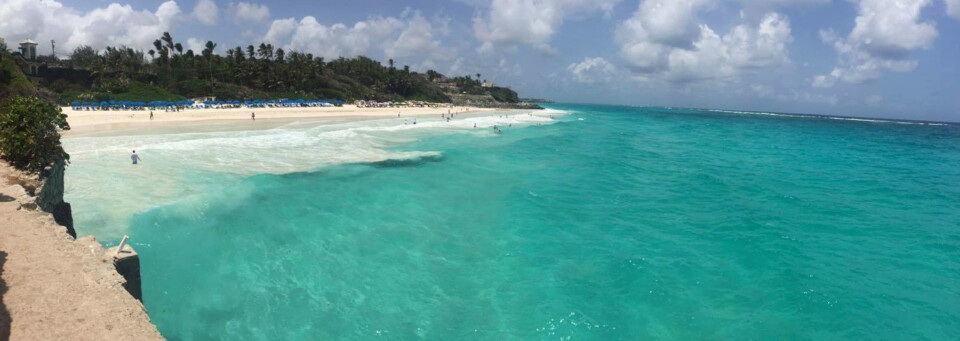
64 104 960 340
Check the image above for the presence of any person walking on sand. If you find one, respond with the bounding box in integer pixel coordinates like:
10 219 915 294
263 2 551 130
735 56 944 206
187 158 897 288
131 150 142 165
251 112 256 121
149 111 154 120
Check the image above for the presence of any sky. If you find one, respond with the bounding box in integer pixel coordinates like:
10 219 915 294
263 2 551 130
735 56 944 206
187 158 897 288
1 0 958 121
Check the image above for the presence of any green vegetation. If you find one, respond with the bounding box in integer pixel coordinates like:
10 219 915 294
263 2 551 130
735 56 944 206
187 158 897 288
0 96 70 172
44 32 516 104
0 55 37 99
449 75 519 103
57 81 186 103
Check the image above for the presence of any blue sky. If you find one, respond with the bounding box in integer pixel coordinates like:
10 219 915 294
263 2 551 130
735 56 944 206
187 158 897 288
1 0 958 121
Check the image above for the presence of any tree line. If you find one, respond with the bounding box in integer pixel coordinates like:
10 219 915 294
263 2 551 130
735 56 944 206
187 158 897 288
57 32 472 103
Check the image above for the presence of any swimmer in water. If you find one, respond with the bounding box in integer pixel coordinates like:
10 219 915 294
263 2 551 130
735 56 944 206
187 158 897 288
131 150 142 164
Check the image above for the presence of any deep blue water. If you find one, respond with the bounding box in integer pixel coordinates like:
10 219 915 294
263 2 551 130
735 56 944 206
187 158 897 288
67 104 960 340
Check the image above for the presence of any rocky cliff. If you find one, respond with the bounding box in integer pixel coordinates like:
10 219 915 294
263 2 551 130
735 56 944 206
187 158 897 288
0 159 163 339
36 159 74 238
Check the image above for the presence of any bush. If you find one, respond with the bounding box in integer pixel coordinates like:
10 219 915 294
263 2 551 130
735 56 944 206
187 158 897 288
0 96 70 172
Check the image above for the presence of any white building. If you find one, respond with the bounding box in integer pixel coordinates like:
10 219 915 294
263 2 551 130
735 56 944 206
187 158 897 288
481 81 494 88
19 39 40 75
19 39 37 60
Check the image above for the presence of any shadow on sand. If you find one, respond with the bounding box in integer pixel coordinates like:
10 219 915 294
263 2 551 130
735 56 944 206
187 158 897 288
0 251 10 340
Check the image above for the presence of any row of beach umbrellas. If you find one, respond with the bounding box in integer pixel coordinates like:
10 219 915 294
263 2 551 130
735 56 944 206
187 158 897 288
71 99 345 107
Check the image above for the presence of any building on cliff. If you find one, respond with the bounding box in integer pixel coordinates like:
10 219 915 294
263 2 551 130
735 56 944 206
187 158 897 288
18 39 39 75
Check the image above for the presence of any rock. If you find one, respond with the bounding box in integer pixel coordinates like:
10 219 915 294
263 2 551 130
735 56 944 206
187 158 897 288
105 244 143 301
35 159 75 238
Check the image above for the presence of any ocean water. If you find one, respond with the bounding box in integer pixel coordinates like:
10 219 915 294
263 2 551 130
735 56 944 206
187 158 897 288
63 104 960 340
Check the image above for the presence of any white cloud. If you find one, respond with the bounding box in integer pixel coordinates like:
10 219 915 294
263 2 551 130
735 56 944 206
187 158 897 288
472 0 621 53
946 0 960 19
866 94 883 105
751 84 772 97
383 11 444 59
616 3 792 83
0 0 181 54
568 57 615 83
263 18 297 43
193 0 218 26
736 0 830 7
263 10 453 68
814 0 937 86
186 37 206 54
234 2 270 22
812 74 835 88
754 86 839 105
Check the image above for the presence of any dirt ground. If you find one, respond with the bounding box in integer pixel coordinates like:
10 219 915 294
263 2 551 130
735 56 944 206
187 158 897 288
0 160 163 340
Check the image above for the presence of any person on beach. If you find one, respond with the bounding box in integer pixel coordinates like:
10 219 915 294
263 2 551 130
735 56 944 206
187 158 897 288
149 111 154 120
251 112 256 120
131 150 142 165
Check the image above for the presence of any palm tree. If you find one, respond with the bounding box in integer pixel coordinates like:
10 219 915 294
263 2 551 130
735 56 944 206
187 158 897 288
162 32 174 52
90 57 107 89
202 41 216 58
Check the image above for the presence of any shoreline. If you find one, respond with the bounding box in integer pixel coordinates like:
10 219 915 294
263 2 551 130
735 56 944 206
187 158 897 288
64 105 498 136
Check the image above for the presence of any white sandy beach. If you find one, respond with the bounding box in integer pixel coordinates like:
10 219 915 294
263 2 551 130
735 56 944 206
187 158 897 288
63 105 497 135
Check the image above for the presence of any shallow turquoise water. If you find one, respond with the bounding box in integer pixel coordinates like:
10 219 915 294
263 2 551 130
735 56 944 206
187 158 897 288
66 104 960 340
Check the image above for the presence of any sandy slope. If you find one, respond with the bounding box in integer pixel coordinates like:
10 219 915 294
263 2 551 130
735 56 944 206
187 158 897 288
0 161 163 340
64 104 490 135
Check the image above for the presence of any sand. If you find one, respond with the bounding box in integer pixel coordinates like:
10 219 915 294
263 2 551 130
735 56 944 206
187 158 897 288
64 104 493 135
0 160 164 340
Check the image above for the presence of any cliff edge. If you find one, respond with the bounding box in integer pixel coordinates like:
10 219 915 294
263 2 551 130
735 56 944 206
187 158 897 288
0 160 163 340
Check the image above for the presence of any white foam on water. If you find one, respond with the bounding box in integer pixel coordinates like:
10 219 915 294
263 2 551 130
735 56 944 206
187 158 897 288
63 110 559 239
706 108 950 126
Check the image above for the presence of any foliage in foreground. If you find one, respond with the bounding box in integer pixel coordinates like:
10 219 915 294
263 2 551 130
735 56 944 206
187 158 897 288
0 96 70 172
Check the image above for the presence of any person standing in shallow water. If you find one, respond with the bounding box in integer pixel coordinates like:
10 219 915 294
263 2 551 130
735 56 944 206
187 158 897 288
131 150 142 165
